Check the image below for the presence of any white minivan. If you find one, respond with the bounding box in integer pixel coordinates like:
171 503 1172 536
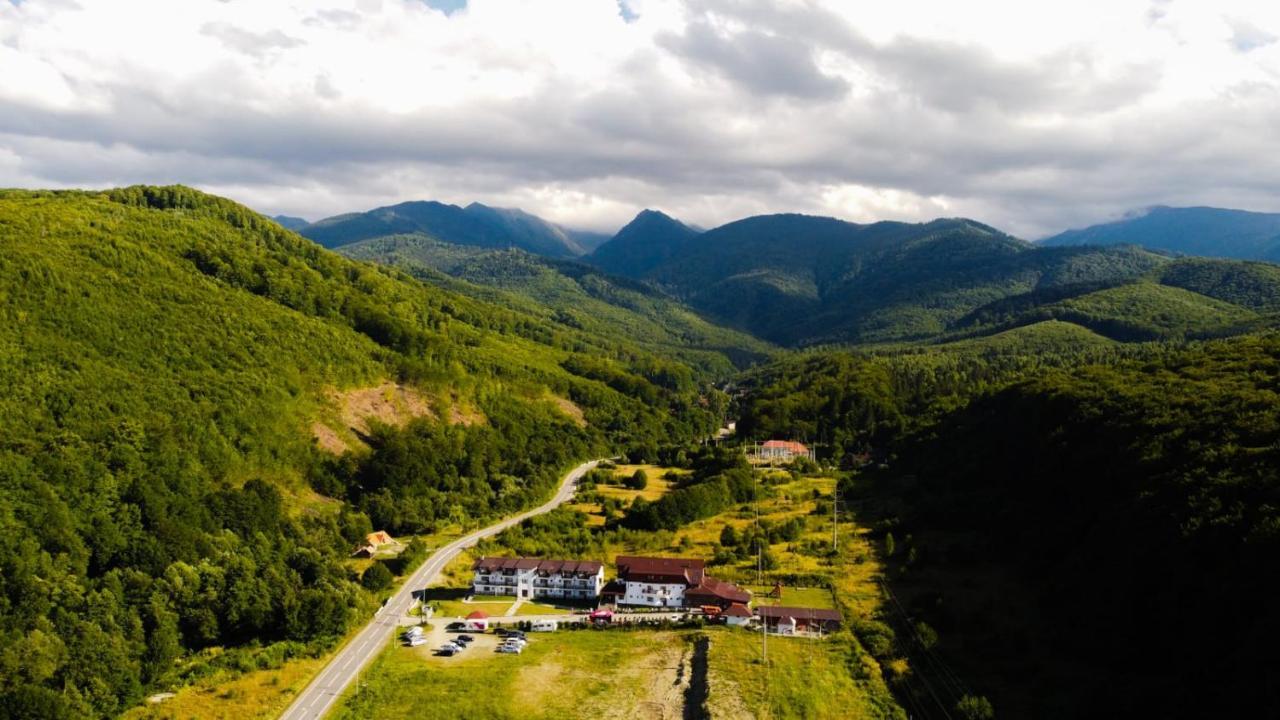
530 620 558 632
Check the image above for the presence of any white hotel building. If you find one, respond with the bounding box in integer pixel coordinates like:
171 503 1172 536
471 557 604 601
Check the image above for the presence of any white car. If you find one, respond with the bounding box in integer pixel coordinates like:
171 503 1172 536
496 644 523 654
501 637 527 647
407 635 428 647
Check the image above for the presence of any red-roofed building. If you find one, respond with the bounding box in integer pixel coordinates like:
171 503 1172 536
756 605 842 635
471 556 604 601
758 440 812 461
723 603 753 627
612 556 751 609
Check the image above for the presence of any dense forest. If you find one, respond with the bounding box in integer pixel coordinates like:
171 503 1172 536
738 329 1280 718
0 187 726 718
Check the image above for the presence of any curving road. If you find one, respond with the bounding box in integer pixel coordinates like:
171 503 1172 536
279 459 601 720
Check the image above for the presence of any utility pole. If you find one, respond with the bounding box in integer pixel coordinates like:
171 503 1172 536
832 491 839 553
760 543 768 667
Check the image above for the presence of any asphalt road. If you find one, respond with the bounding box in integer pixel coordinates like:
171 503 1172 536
278 459 601 720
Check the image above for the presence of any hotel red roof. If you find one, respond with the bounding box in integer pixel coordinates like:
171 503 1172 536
465 610 490 620
615 555 706 585
472 556 603 574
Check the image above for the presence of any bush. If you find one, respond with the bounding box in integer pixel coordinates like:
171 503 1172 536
956 694 995 720
361 563 394 591
854 618 896 658
625 469 648 490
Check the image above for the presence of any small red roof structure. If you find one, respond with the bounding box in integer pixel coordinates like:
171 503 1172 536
762 440 809 454
723 603 753 618
465 610 490 620
366 531 394 546
685 577 752 606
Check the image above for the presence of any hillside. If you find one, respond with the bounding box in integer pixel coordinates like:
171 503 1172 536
0 186 723 717
738 332 1280 718
587 209 702 278
338 234 774 375
298 200 592 258
1042 205 1280 261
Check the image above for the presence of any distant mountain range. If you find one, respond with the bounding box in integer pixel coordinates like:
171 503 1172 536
1041 206 1280 262
295 201 607 258
285 198 1280 347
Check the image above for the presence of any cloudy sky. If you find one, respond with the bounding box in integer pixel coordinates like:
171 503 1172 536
2 0 1279 238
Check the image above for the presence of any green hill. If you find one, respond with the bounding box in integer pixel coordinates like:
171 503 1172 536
1041 205 1280 261
957 280 1262 341
338 233 774 375
737 331 1280 718
0 186 721 717
1156 257 1280 311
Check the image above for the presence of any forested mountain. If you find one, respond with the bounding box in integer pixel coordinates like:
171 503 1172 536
298 200 593 258
329 205 1280 349
1042 205 1280 261
587 212 1198 345
737 331 1280 718
271 215 309 231
587 209 702 277
338 234 774 375
0 186 724 717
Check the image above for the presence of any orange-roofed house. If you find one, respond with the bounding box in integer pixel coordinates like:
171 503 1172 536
759 440 811 461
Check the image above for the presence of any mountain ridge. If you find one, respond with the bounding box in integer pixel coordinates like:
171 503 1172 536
1041 205 1280 261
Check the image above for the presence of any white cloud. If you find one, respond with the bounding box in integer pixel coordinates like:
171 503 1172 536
0 0 1278 237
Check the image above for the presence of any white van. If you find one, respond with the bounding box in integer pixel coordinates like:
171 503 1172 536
530 620 558 632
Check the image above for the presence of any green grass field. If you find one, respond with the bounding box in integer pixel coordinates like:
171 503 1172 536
706 628 897 720
333 626 901 720
745 585 837 610
332 629 694 720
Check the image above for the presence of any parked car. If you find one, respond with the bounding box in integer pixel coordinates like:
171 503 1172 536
402 626 423 638
439 642 462 652
456 634 475 643
407 636 428 647
496 644 522 654
530 620 558 632
446 622 465 631
502 638 527 648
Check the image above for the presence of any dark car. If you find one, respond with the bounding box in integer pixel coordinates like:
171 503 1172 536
456 634 475 643
445 622 465 631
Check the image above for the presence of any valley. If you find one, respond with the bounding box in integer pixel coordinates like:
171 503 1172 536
1 185 1277 720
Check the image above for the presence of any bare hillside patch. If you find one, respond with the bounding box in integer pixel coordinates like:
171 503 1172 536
550 394 588 427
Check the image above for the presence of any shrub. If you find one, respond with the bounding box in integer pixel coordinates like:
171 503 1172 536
361 563 394 591
956 694 995 720
625 469 649 490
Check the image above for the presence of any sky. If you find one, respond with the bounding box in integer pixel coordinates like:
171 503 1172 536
2 0 1279 238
